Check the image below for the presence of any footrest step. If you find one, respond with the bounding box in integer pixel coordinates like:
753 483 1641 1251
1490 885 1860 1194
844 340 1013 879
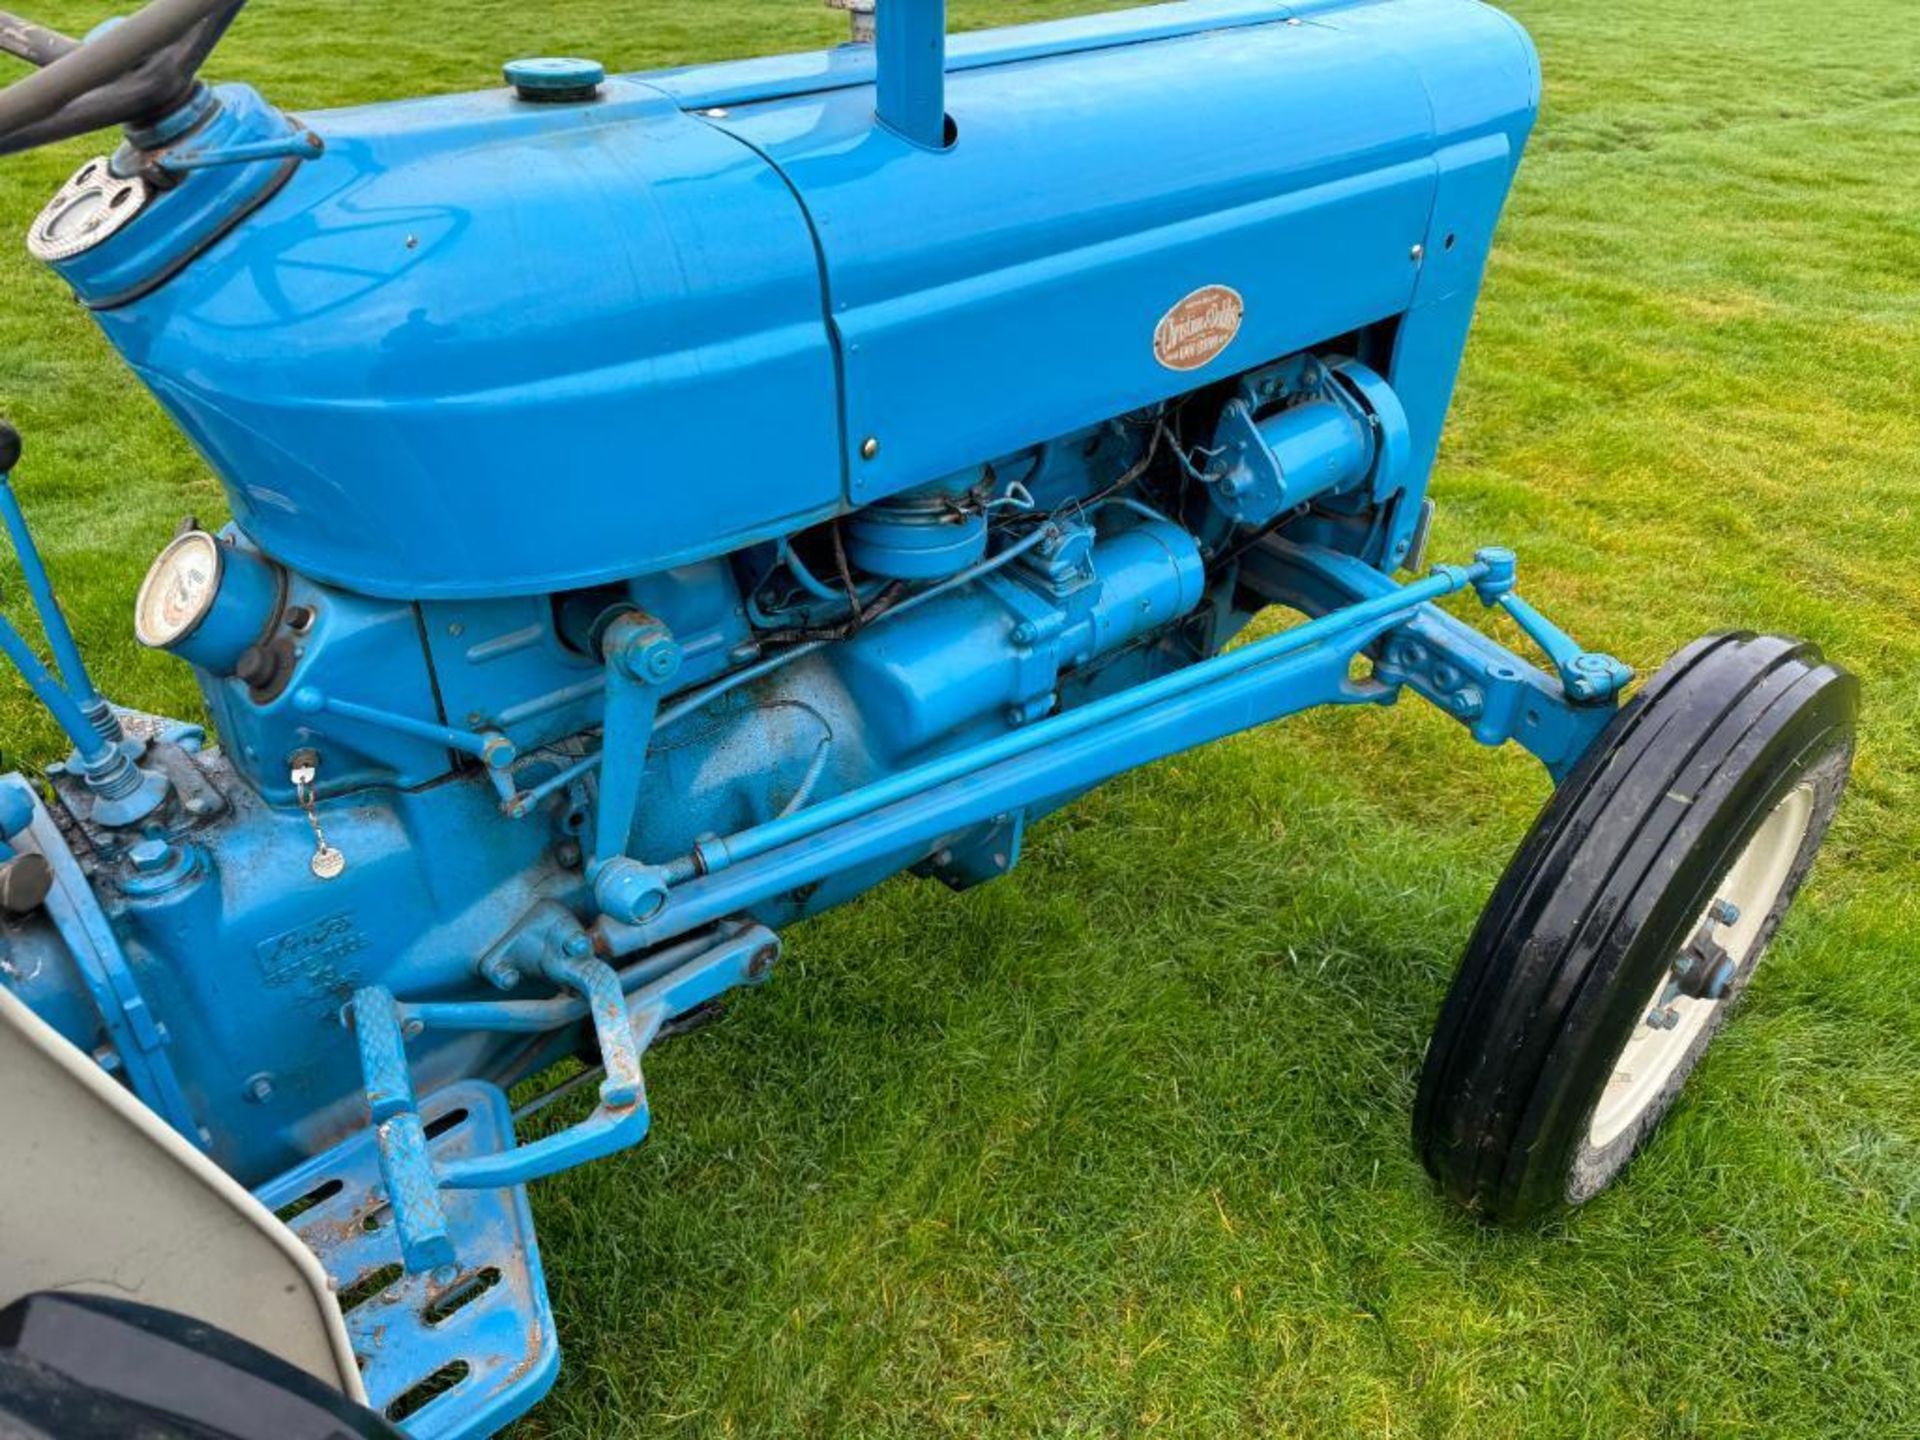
256 1080 558 1438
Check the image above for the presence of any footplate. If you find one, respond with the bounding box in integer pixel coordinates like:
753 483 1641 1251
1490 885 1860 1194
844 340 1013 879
255 1081 559 1438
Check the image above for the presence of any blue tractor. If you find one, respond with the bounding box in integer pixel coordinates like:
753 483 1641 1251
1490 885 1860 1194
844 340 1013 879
0 0 1857 1433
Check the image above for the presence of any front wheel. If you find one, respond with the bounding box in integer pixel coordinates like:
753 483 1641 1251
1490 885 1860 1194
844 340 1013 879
1414 632 1856 1223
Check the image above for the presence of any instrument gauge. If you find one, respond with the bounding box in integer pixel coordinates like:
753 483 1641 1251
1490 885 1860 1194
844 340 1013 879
135 531 224 648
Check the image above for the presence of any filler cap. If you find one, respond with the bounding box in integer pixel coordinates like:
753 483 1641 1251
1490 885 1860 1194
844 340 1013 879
504 57 606 103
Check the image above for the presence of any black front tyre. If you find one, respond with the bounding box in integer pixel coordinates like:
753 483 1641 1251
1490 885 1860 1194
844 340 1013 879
1414 632 1856 1223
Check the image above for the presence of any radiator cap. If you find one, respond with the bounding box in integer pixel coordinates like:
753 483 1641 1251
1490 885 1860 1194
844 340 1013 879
504 57 606 103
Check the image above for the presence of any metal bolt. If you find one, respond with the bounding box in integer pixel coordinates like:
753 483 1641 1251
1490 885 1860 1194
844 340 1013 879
1646 1006 1680 1031
404 234 419 250
402 1018 425 1040
480 954 521 991
1409 243 1425 262
641 637 682 681
748 944 778 979
244 1073 274 1104
562 933 593 958
1011 623 1037 646
448 622 464 637
127 838 171 873
859 436 880 460
1709 898 1741 926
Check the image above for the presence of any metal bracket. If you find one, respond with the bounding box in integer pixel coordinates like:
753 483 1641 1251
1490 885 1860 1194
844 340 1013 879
588 610 682 924
1239 539 1625 780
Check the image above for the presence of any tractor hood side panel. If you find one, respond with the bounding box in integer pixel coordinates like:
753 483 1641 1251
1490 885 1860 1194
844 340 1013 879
85 82 846 600
710 0 1538 508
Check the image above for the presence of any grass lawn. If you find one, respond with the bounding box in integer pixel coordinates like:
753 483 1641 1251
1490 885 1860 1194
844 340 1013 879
4 0 1918 1435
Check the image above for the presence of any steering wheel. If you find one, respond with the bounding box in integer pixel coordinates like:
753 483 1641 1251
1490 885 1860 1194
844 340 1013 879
0 0 246 156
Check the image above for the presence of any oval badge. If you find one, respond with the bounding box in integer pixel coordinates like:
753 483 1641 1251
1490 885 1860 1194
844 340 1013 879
1153 284 1244 372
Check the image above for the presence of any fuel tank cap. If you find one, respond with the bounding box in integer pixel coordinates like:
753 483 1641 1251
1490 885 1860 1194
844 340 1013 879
504 57 606 103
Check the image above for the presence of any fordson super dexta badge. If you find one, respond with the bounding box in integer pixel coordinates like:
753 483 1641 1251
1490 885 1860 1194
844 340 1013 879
1154 284 1244 370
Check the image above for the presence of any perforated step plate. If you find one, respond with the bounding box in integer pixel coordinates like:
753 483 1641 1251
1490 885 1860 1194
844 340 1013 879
256 1080 559 1438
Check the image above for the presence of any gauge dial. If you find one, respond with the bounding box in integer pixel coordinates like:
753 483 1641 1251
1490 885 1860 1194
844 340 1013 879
135 532 224 649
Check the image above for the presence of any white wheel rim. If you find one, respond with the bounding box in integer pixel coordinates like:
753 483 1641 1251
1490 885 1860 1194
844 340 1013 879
1586 782 1816 1151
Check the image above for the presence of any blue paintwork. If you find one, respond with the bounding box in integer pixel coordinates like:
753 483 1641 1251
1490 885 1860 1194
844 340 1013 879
79 77 844 600
45 0 1536 600
0 3 1640 1434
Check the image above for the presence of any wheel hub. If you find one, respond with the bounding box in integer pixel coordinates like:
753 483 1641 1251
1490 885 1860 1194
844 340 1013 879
1587 781 1817 1150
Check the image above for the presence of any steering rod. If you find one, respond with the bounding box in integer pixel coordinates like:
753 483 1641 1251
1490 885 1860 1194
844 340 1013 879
0 0 245 155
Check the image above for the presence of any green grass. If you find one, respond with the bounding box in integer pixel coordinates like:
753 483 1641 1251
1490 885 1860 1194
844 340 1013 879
4 0 1919 1435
